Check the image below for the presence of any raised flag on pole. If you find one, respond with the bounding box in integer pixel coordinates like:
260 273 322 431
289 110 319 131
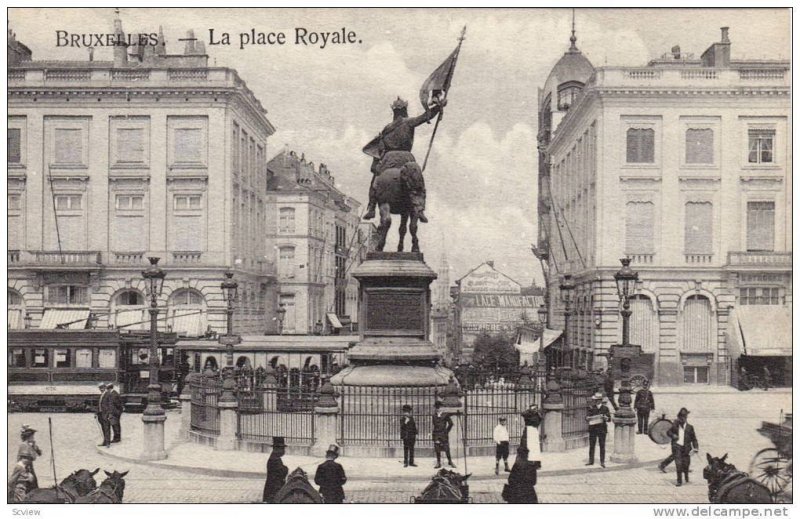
419 47 459 110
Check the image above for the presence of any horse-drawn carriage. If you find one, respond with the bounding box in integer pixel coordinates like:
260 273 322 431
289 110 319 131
749 412 792 501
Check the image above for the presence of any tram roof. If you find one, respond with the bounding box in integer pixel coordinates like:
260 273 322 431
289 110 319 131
176 334 358 352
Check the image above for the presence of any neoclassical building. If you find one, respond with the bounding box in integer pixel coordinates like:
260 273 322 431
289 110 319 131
7 14 278 336
536 27 791 385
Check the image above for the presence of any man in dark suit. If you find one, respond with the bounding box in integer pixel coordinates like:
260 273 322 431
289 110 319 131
585 392 611 468
432 401 455 469
107 383 124 443
314 444 347 503
634 381 656 434
666 407 698 486
96 383 111 447
263 437 288 503
400 404 418 467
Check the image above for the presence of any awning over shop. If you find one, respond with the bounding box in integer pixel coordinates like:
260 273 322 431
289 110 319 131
39 309 89 329
326 313 342 329
8 310 22 329
113 307 147 331
515 328 563 354
729 306 792 357
169 311 205 337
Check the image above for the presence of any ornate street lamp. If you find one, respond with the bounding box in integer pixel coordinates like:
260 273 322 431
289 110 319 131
610 257 641 464
219 272 242 403
141 256 167 460
537 303 548 389
276 304 286 335
559 274 575 369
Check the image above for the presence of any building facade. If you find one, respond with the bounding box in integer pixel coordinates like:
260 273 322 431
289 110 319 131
7 16 278 337
266 150 369 335
453 261 544 362
536 27 791 385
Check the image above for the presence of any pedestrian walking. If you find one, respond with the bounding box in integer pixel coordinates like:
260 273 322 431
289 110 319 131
263 437 288 503
400 404 418 467
107 383 124 443
502 446 538 504
314 444 347 504
97 384 111 447
520 405 543 469
16 425 41 488
634 381 655 434
493 417 511 475
432 401 455 469
666 408 698 486
8 448 37 502
585 392 611 468
603 368 618 411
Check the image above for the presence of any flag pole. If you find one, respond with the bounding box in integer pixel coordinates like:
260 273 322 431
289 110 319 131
421 26 466 173
49 417 60 499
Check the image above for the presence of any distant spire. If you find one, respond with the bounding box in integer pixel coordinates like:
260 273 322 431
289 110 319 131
156 26 166 56
569 8 578 52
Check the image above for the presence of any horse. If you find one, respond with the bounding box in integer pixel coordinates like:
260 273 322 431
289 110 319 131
272 468 323 504
21 468 99 503
75 470 128 504
703 453 772 504
373 160 421 253
414 469 471 503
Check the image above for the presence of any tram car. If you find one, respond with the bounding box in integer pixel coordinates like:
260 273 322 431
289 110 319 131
8 329 178 412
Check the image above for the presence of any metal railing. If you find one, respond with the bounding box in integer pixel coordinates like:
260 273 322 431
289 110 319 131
236 386 316 444
190 376 220 435
727 251 792 267
560 376 592 441
463 387 541 446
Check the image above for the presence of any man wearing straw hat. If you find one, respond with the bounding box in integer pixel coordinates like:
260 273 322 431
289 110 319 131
315 444 347 504
263 437 288 503
585 392 611 468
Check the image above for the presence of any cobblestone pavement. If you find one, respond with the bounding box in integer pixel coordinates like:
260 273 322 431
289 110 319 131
7 390 789 503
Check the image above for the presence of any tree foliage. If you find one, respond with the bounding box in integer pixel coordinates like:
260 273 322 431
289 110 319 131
471 332 518 370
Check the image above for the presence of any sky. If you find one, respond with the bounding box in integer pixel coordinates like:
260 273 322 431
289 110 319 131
8 8 791 286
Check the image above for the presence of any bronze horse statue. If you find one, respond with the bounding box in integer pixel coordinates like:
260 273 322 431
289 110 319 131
75 470 128 504
273 468 324 504
703 453 772 504
413 469 471 503
373 160 422 253
21 468 99 503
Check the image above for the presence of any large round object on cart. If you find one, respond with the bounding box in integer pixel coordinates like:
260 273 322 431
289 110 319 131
648 417 673 445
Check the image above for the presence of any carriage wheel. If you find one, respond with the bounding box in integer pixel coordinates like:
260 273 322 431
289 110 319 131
629 375 648 392
749 448 792 496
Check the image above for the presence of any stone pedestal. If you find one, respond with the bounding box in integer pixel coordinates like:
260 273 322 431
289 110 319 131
541 402 566 452
215 401 238 451
141 413 167 460
178 392 192 440
311 406 340 457
610 414 638 464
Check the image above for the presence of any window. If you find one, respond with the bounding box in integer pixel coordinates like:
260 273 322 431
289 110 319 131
683 366 709 384
54 128 83 164
54 194 82 211
54 348 71 368
684 202 713 254
75 348 92 368
45 285 88 305
8 194 21 211
279 247 296 278
115 194 144 211
748 130 774 164
98 349 116 369
625 201 654 254
557 84 582 111
32 349 49 368
174 195 202 211
116 128 145 163
8 290 22 307
279 208 296 234
685 129 714 164
8 128 21 163
746 202 775 252
9 349 26 368
172 290 204 306
626 128 655 163
740 287 782 305
116 291 144 305
173 128 201 163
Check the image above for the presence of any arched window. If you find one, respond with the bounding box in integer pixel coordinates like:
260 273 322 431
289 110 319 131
628 294 659 354
168 289 206 336
680 295 713 352
8 290 24 329
111 290 146 330
203 356 219 372
557 81 584 110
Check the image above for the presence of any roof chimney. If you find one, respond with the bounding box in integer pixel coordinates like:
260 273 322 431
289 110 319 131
671 45 681 60
721 27 730 43
700 27 731 68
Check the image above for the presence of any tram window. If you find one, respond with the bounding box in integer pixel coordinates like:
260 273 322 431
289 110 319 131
75 348 92 368
98 349 117 369
54 349 71 368
9 349 26 368
32 349 48 367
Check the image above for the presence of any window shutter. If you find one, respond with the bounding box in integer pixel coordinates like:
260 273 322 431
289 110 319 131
684 202 713 254
685 129 713 164
54 128 82 164
117 128 144 163
171 215 202 251
173 128 201 163
681 296 712 352
625 201 654 254
746 202 775 252
8 129 21 163
626 128 655 163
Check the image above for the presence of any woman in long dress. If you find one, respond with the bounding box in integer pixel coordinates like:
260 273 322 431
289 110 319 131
520 405 543 469
504 446 538 504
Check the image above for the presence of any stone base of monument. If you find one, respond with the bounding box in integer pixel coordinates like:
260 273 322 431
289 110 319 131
330 252 454 457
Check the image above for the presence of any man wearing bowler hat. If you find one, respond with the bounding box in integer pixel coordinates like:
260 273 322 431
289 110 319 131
96 383 111 447
263 437 288 503
666 407 698 487
400 404 418 467
315 444 347 504
585 392 611 468
106 383 124 443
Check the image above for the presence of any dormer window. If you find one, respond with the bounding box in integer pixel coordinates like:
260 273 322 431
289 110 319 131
557 81 584 111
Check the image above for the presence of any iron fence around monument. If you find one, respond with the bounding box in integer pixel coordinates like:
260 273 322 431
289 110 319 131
190 376 220 435
463 386 542 445
236 386 317 444
561 378 592 441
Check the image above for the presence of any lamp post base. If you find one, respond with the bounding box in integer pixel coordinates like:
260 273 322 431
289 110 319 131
610 414 637 464
141 413 167 461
